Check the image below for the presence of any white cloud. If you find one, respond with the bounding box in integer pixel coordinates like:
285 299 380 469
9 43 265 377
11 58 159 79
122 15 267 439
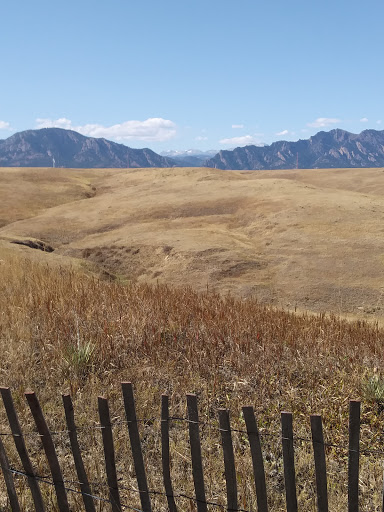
307 117 341 128
36 117 72 130
377 120 382 125
219 134 263 146
360 117 369 123
0 120 11 130
195 136 208 141
35 117 177 142
232 124 244 129
276 129 289 136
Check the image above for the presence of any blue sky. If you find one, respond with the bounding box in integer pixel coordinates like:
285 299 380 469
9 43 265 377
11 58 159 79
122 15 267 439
1 0 383 152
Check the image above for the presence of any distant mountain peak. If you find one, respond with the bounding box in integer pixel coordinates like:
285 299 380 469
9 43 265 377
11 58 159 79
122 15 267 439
205 128 384 170
160 148 218 166
0 128 176 168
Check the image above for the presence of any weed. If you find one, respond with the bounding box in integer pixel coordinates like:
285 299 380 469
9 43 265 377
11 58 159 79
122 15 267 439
63 340 95 380
363 374 384 412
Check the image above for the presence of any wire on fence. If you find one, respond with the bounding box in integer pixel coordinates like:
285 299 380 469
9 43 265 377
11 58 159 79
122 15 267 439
1 413 384 455
9 467 255 512
8 468 143 512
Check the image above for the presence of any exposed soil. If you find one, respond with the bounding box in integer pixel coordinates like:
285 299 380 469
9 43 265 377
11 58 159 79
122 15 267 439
11 239 54 252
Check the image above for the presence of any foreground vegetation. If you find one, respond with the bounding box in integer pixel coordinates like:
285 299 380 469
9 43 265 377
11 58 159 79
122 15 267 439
1 248 384 510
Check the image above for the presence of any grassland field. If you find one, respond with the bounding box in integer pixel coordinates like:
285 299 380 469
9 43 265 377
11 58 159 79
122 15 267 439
1 165 384 510
2 165 384 322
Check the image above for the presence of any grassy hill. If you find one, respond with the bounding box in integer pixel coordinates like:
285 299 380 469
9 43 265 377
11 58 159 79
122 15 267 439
2 165 384 322
0 245 383 510
1 166 384 509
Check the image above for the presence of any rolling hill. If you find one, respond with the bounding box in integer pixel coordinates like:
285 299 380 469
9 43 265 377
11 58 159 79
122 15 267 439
1 165 384 323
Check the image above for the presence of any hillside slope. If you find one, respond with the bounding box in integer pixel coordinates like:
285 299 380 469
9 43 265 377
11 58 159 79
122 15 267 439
1 166 384 321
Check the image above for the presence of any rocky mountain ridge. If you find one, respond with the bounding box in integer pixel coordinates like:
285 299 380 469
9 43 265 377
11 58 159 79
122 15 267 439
205 129 384 170
2 127 384 170
0 128 176 168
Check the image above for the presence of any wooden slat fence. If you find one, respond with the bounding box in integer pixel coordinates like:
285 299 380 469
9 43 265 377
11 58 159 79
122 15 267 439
0 382 379 511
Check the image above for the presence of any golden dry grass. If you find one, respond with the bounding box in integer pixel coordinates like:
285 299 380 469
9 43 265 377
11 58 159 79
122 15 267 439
2 166 384 510
1 166 384 323
0 248 384 511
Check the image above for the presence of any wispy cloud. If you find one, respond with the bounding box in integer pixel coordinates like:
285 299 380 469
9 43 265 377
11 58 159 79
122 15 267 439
35 117 177 142
276 129 289 136
307 117 341 128
195 136 208 141
360 117 369 123
232 124 244 129
377 120 382 125
219 134 263 146
0 120 11 130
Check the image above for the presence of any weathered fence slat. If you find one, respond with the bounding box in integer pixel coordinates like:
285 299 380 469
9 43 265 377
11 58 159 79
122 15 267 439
98 396 122 512
121 382 152 512
218 408 238 512
242 406 268 512
161 394 177 512
310 414 328 512
0 436 21 512
62 394 96 512
382 454 384 512
0 387 45 512
348 400 360 512
187 393 207 512
281 412 297 512
25 391 70 512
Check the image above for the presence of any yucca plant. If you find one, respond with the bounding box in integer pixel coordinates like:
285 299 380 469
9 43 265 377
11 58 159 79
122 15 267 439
363 374 384 412
63 340 95 380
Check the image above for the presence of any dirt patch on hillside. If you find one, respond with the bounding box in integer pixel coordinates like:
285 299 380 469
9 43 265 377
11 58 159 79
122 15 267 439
11 239 54 252
214 260 267 278
68 244 183 282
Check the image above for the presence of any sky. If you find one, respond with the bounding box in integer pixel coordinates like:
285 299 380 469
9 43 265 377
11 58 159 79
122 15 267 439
1 0 383 153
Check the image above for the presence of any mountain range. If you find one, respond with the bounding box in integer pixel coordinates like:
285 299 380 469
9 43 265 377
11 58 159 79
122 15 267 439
0 128 175 168
1 127 384 170
206 129 384 169
160 149 218 167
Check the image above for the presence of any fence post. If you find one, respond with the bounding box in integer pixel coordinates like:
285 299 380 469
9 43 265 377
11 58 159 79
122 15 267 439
98 396 122 512
0 436 21 512
242 406 268 512
161 394 177 512
25 392 70 512
62 394 96 512
310 415 328 512
281 412 297 512
348 401 360 512
187 393 207 512
218 408 238 512
0 387 45 511
121 382 152 512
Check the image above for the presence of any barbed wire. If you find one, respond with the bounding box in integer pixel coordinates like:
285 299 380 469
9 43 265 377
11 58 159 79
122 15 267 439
9 467 254 512
0 413 383 455
9 468 143 512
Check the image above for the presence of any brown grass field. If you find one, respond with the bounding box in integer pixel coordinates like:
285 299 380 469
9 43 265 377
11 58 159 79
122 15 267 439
2 166 384 321
1 166 384 510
